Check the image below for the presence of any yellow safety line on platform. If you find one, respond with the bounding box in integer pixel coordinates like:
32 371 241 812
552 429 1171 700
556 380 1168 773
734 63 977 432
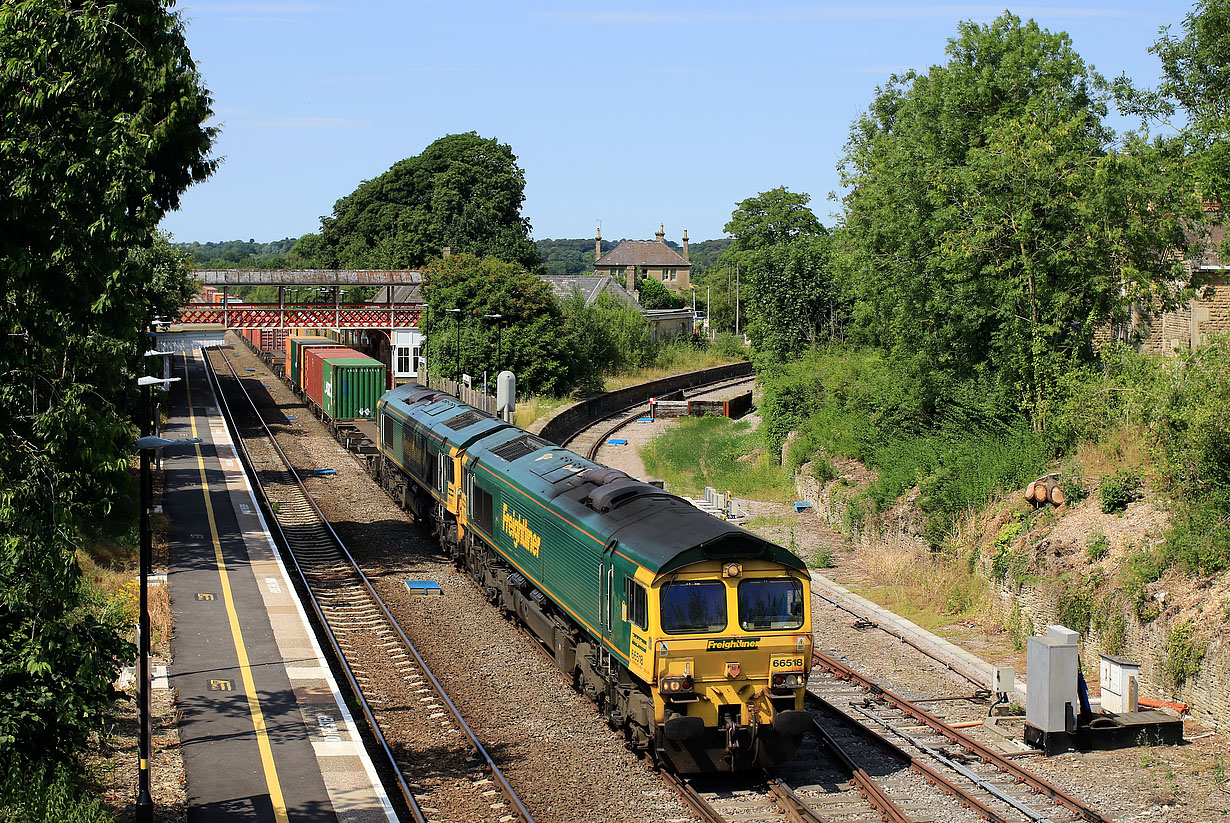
183 351 290 823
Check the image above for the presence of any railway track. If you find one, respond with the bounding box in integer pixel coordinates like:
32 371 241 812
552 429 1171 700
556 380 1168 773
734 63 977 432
562 374 755 460
203 348 534 823
804 651 1113 823
661 650 1113 823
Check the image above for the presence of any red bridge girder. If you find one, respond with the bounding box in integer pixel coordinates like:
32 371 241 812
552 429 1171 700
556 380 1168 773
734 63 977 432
176 303 422 329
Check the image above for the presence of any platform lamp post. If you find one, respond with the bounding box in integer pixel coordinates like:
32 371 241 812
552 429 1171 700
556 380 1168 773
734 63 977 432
134 375 199 823
445 307 462 382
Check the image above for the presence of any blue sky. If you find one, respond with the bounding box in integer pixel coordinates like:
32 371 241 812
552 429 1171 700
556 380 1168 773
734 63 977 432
161 1 1193 246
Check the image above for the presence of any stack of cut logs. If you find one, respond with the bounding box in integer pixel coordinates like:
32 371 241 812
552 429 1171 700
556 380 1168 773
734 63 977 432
1025 473 1065 507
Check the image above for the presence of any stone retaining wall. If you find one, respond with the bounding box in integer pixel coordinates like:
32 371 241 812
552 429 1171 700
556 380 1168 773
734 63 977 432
791 445 1227 730
988 575 1228 731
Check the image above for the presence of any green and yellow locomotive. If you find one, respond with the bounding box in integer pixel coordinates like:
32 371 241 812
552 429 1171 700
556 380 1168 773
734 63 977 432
375 385 813 772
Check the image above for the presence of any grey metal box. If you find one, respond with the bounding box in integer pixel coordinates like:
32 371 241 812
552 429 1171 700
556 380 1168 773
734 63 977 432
1026 636 1079 733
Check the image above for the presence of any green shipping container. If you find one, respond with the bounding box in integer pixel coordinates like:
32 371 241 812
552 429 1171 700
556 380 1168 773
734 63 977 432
321 356 385 421
287 335 334 385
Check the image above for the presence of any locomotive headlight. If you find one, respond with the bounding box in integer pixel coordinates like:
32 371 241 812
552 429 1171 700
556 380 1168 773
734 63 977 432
660 676 694 696
771 672 805 691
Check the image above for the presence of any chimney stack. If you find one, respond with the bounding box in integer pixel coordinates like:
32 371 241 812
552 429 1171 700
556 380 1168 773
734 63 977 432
682 229 690 262
595 228 602 264
655 223 666 244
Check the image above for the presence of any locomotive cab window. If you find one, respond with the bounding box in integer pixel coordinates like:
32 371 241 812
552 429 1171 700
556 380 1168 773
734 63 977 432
737 578 804 631
660 580 726 634
625 578 648 631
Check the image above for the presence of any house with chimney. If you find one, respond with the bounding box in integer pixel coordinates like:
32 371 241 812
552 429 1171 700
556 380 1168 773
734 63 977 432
593 224 692 293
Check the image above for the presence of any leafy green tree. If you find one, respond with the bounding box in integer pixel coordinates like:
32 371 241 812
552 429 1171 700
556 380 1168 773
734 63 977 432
723 186 823 261
1118 0 1230 206
744 232 840 363
319 133 540 270
636 276 687 310
717 187 831 351
0 0 215 760
836 12 1197 425
421 254 572 395
537 238 615 275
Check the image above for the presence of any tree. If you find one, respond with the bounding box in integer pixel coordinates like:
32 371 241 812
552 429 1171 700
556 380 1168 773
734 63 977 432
421 254 573 395
636 276 686 310
319 133 540 270
836 13 1197 425
1136 0 1230 205
0 0 215 760
723 186 823 261
717 187 837 358
744 232 840 363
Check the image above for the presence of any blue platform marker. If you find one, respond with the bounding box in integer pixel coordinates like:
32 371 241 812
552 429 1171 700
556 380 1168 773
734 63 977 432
793 501 812 512
285 415 296 421
244 367 256 371
312 468 335 476
637 417 653 423
263 384 271 387
405 579 442 596
607 438 628 446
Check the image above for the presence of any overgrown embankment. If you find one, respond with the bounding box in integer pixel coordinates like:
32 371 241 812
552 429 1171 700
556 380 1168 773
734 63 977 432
761 342 1230 728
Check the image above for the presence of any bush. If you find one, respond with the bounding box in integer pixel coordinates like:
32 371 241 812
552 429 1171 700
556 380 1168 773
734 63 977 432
1085 530 1108 561
1099 470 1141 514
1056 581 1094 636
812 547 834 568
0 755 112 823
1060 471 1087 505
1164 620 1207 685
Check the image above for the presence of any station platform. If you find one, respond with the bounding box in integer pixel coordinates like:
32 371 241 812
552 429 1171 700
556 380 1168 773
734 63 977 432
159 349 397 823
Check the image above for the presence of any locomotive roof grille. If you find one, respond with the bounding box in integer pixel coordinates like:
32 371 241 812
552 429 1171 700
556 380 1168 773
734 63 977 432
443 410 485 430
489 433 549 462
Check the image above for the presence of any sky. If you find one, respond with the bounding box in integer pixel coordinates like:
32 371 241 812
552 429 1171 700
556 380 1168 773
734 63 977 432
161 1 1194 246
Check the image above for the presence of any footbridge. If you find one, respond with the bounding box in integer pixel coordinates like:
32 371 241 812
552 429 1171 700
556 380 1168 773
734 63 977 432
178 269 423 331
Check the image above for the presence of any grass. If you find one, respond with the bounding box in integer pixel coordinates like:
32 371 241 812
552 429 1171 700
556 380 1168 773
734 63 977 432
0 756 113 823
601 344 743 391
843 536 991 630
513 394 571 430
640 416 796 502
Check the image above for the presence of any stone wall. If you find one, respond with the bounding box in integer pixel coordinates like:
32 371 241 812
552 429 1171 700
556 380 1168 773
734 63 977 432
988 574 1228 731
790 436 1228 730
532 361 754 445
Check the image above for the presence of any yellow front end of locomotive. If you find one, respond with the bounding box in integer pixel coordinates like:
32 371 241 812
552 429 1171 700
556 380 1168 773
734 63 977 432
638 560 814 770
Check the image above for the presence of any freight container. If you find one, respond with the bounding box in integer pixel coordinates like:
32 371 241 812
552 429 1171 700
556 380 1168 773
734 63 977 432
320 355 386 421
287 335 336 385
247 328 288 352
301 346 358 395
265 328 288 352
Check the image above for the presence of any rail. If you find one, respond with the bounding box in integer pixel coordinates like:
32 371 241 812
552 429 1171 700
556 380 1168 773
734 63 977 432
535 360 754 445
813 651 1112 823
204 347 534 823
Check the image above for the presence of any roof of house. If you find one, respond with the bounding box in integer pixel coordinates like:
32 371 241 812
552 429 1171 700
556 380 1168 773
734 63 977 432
540 274 636 307
595 241 690 269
